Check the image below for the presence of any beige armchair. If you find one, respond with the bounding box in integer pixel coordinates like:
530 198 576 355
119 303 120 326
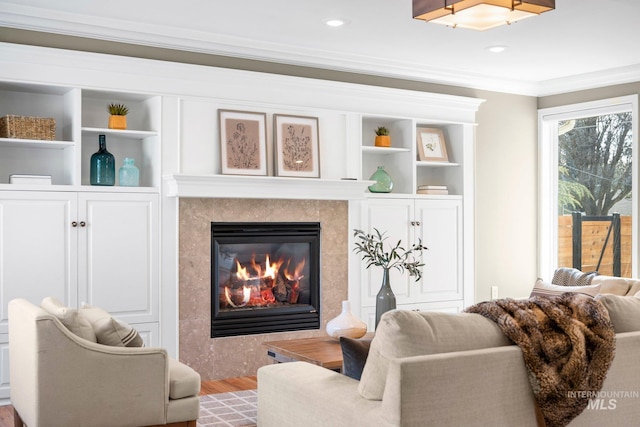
8 298 201 427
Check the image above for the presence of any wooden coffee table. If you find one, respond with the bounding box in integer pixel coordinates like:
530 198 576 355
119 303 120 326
264 334 372 372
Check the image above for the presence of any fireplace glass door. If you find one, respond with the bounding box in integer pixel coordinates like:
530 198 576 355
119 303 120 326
211 222 320 337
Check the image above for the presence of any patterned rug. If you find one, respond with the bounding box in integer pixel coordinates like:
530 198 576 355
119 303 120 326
198 389 258 427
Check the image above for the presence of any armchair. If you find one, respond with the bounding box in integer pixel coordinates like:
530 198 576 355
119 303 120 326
8 298 201 427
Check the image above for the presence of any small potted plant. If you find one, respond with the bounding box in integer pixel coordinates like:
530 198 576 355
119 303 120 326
107 103 129 130
353 228 426 326
374 126 391 147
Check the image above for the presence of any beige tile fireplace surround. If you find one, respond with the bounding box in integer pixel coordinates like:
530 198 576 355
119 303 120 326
179 198 348 380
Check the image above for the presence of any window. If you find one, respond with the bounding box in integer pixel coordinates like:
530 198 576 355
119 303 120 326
538 96 638 279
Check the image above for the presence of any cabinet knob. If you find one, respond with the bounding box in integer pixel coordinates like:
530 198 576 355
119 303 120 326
411 221 416 226
415 221 421 226
80 221 86 227
71 221 78 227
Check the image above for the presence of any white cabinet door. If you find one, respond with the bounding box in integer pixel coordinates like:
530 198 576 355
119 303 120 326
360 198 417 306
358 197 464 311
77 192 159 324
0 191 77 333
414 198 463 303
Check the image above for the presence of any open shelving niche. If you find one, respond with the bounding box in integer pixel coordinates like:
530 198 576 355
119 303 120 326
360 114 468 197
0 82 161 191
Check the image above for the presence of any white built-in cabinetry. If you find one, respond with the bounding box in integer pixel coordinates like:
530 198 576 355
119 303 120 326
0 42 483 402
351 116 476 329
0 81 160 402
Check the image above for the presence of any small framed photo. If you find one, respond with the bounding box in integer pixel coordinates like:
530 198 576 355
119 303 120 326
219 110 267 176
274 114 320 178
417 127 449 162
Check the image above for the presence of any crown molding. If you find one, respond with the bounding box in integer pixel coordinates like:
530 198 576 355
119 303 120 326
1 3 638 97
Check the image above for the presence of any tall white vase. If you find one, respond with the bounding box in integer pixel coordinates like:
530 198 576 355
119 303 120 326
326 300 368 339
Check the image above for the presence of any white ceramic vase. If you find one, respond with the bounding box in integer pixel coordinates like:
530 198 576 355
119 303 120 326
326 300 367 339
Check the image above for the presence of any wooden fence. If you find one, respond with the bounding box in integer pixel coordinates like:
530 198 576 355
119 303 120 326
558 215 632 277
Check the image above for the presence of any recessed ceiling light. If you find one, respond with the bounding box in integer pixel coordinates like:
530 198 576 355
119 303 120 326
323 18 348 27
486 45 508 53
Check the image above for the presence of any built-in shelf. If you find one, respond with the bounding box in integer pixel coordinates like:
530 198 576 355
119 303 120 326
0 138 73 149
416 161 460 168
0 183 159 193
82 127 158 139
164 174 374 200
361 146 410 154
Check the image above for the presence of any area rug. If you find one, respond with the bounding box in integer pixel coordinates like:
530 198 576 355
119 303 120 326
198 389 258 427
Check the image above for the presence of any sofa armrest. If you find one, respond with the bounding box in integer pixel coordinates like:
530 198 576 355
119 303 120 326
258 362 391 427
381 346 539 427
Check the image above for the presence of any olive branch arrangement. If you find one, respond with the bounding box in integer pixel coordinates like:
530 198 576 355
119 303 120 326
352 228 427 280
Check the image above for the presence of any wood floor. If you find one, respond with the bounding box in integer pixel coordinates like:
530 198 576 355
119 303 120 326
0 375 258 427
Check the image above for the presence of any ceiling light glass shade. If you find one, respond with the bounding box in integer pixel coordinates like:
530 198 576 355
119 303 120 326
413 0 555 31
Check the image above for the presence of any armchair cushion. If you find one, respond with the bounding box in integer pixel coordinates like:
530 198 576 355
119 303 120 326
40 297 97 342
80 305 144 347
169 358 201 399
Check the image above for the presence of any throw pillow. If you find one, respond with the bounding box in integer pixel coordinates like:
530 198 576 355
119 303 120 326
40 297 97 342
594 294 640 333
551 267 598 286
530 278 601 299
590 276 632 296
358 310 512 400
80 304 144 347
340 336 372 381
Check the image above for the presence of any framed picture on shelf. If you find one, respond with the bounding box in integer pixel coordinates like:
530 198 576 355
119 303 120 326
219 109 268 176
274 114 320 178
417 127 448 162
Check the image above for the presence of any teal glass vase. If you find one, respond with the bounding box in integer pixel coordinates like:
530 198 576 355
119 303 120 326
119 157 140 187
368 166 394 193
90 134 115 186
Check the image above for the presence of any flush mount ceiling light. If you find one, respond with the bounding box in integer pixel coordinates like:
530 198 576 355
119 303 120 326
412 0 555 31
323 18 348 27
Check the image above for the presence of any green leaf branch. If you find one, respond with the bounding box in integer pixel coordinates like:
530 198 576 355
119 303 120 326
353 228 427 281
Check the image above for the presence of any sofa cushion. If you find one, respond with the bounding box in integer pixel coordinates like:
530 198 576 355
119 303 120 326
594 294 640 333
591 275 633 296
168 358 201 399
40 297 97 342
530 279 601 299
358 310 512 400
80 305 144 347
340 336 372 381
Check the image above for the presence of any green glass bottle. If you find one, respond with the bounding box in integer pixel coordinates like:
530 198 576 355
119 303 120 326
368 166 394 193
90 134 115 186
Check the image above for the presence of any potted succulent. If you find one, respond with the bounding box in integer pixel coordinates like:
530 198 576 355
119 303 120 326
107 103 129 130
374 126 391 147
353 228 426 326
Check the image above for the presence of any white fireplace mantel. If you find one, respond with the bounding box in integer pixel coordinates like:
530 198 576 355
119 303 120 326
163 174 375 200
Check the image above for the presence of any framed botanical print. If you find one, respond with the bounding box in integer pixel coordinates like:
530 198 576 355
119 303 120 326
274 114 320 178
219 109 268 176
417 127 449 162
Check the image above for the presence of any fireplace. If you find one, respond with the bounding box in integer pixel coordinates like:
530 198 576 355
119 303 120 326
211 222 321 337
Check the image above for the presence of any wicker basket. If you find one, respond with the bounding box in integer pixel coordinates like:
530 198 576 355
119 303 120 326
0 115 56 140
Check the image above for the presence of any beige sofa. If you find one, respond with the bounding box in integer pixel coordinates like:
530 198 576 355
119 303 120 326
9 298 201 427
257 275 640 427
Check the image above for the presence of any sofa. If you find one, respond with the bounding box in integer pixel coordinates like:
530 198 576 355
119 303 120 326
257 274 640 427
9 298 201 427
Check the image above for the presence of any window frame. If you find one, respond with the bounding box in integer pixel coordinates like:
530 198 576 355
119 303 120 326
537 95 639 279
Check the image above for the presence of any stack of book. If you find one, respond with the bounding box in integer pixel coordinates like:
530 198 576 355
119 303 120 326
9 174 52 185
417 185 448 195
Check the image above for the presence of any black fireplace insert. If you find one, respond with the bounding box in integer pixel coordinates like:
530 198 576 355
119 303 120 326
211 222 321 337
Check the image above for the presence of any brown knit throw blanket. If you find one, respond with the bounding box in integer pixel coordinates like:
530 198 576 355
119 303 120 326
466 293 615 427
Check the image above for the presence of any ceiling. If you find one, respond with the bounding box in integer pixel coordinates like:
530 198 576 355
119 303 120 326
1 0 640 96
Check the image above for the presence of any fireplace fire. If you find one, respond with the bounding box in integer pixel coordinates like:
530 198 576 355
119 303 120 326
211 222 321 337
